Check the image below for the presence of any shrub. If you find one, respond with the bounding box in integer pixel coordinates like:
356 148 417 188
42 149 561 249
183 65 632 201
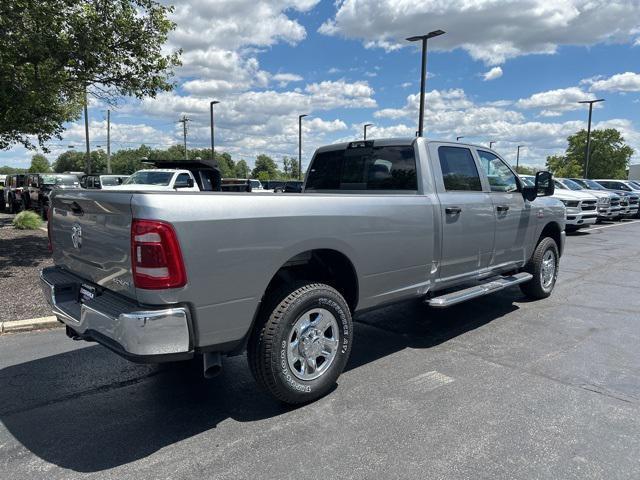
12 210 43 230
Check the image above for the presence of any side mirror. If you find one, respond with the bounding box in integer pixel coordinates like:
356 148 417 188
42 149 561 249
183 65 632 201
522 171 554 201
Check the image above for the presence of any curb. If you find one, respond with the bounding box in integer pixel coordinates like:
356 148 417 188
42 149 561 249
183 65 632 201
1 316 62 334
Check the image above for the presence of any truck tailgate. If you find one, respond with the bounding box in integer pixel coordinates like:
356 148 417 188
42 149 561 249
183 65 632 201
50 191 137 300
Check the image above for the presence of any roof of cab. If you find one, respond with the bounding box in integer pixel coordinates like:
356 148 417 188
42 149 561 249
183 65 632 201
313 137 500 154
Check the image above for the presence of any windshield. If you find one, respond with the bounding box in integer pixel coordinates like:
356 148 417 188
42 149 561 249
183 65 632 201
124 171 173 186
560 179 584 191
42 174 79 186
101 176 125 186
629 180 640 190
583 179 606 190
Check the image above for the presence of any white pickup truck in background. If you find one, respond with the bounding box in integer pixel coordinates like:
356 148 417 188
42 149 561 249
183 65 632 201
111 169 200 192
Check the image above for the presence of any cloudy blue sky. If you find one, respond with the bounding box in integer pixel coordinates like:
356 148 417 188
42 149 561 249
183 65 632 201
3 0 640 170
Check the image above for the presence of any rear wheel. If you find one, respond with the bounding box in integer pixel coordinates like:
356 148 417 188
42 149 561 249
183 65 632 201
248 282 353 404
520 237 559 299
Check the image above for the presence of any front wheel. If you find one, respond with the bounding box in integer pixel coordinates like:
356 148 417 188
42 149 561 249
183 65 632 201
520 237 559 299
248 283 353 404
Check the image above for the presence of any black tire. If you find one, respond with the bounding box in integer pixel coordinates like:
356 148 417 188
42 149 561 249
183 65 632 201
520 237 559 300
248 282 353 404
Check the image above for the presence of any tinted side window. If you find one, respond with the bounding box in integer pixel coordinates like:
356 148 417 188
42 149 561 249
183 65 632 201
306 145 417 191
437 146 482 191
477 150 518 193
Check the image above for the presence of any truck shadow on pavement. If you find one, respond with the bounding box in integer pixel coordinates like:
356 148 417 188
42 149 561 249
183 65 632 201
0 291 519 472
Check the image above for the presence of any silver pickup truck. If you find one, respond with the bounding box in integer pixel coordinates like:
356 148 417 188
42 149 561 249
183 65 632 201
41 138 565 404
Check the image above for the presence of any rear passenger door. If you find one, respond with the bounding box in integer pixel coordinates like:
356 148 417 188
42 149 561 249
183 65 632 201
431 144 495 280
476 149 529 267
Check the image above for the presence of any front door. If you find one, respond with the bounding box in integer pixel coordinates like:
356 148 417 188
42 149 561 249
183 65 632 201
476 149 530 267
432 144 495 281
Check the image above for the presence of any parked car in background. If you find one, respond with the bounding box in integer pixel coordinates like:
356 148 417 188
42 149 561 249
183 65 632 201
25 174 80 218
81 174 129 190
569 178 624 219
43 137 564 404
249 179 266 191
591 179 640 218
110 169 200 191
277 180 304 193
522 175 596 231
1 174 26 213
554 177 621 221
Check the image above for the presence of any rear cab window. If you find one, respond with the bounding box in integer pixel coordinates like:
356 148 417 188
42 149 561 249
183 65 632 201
437 146 482 191
305 143 418 192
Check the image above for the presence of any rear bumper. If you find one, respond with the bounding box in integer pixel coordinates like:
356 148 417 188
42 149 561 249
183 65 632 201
40 267 193 362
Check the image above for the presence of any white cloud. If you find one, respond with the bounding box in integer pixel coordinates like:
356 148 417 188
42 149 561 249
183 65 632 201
516 87 591 114
400 82 412 88
320 0 640 65
272 73 304 87
586 72 640 92
483 66 503 81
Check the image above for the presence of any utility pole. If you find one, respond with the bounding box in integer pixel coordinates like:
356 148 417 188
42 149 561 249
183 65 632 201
106 109 111 173
516 145 524 170
456 136 465 141
210 100 220 161
298 114 308 180
364 123 373 140
84 89 91 174
178 116 190 161
578 99 605 178
489 141 495 149
406 30 445 137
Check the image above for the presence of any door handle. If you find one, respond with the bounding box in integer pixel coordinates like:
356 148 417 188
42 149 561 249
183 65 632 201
496 205 509 212
445 206 462 215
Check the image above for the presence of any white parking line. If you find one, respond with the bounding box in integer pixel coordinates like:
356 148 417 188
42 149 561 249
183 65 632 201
588 220 640 231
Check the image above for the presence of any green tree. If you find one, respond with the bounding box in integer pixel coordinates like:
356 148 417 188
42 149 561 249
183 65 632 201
234 160 249 178
0 0 181 151
546 129 634 178
216 152 236 178
0 166 26 174
28 154 51 173
282 156 300 179
252 154 279 179
514 165 537 175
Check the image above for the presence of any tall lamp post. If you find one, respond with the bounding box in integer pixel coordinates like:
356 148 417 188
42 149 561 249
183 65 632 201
578 98 605 178
456 136 464 141
406 29 445 137
516 145 524 170
210 100 220 161
298 114 308 180
364 123 373 140
489 141 495 149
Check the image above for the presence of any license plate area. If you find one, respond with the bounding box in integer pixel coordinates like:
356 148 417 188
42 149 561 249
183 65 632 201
79 284 97 303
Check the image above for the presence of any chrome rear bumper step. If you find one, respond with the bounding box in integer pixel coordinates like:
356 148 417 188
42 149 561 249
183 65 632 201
427 272 532 308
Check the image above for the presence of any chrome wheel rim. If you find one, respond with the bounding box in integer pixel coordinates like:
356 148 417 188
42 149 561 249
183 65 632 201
541 249 556 290
287 308 340 381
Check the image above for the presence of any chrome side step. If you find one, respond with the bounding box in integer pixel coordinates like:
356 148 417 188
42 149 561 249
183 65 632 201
427 272 532 308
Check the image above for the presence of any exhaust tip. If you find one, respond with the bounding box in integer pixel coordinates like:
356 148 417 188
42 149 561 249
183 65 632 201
203 352 223 378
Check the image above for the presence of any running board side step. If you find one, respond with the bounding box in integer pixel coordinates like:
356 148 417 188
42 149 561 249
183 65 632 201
427 272 533 308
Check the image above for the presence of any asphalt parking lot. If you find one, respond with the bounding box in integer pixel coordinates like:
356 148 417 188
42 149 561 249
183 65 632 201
1 220 640 479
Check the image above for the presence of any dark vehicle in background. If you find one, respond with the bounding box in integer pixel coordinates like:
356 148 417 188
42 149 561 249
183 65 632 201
261 180 304 193
81 174 129 190
25 173 80 218
221 178 252 192
1 174 26 213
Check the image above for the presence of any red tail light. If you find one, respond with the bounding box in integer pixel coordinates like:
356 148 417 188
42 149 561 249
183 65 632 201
47 206 53 252
131 219 187 289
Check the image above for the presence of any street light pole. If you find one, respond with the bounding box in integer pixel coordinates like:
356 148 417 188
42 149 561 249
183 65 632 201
578 99 605 178
106 109 111 174
406 30 445 137
456 136 464 141
298 114 308 180
364 123 373 140
489 141 495 149
210 100 220 162
83 89 91 174
516 145 524 170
